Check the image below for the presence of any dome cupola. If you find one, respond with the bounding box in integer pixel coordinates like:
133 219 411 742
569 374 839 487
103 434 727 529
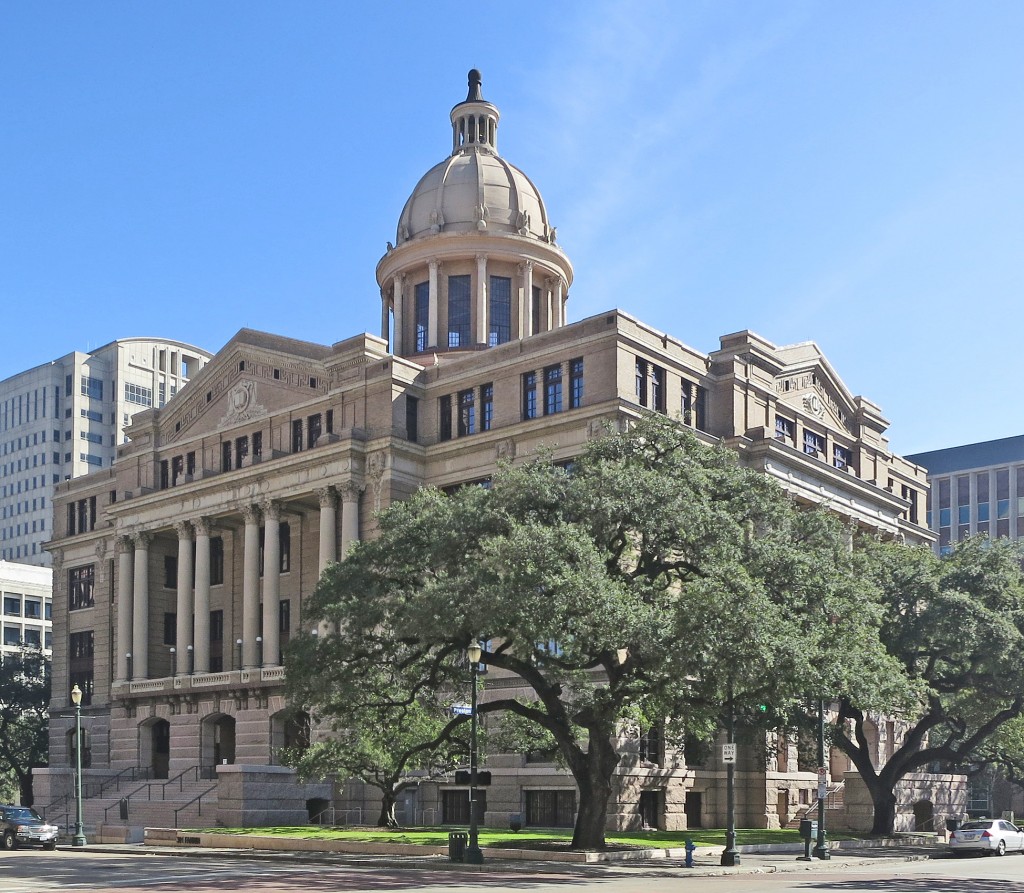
377 71 573 359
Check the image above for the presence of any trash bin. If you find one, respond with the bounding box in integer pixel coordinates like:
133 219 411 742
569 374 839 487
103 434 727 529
799 819 818 840
448 831 468 862
945 817 960 833
119 797 129 821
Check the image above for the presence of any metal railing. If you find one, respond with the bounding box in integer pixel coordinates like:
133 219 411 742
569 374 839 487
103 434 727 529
174 785 217 826
102 765 208 823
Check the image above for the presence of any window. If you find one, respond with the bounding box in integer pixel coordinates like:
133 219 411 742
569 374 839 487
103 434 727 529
232 435 247 468
3 596 20 616
251 432 262 462
635 359 648 406
279 599 291 634
569 359 584 409
681 380 707 431
447 275 471 347
525 790 576 828
186 451 196 477
457 389 475 436
639 724 663 765
171 455 184 485
160 459 169 489
221 441 232 472
210 537 224 585
280 522 291 572
68 565 95 610
414 281 429 352
439 395 452 442
803 430 824 456
80 408 103 422
544 364 563 415
124 383 153 406
81 376 103 399
522 372 537 420
833 445 852 470
80 431 102 444
489 276 511 346
531 285 541 335
406 396 419 443
480 384 493 431
23 599 41 619
775 416 794 445
307 414 322 448
70 631 94 659
164 555 178 589
325 410 334 435
291 419 303 453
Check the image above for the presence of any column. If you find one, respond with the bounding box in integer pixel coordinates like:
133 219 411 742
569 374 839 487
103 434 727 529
380 288 390 344
242 504 261 668
543 278 554 331
341 483 362 558
115 536 133 683
193 518 211 674
555 278 565 327
392 274 404 356
475 254 488 345
317 487 338 574
131 532 152 679
261 500 281 667
427 260 439 349
521 261 533 338
174 522 194 674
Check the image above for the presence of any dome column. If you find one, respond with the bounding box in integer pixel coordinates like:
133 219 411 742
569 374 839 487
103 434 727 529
475 254 488 345
428 260 440 349
392 275 405 356
380 288 390 345
556 277 566 327
519 261 534 338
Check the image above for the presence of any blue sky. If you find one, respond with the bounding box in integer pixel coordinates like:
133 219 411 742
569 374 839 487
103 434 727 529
2 1 1021 454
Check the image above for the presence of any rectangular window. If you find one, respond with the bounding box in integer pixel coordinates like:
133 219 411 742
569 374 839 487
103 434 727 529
833 445 852 470
480 384 493 431
307 413 322 448
3 596 20 616
163 612 176 645
171 455 184 485
447 274 471 347
70 630 94 659
544 364 563 416
522 372 537 420
406 396 419 443
124 383 153 406
681 380 707 431
186 451 196 477
439 395 452 442
291 419 303 453
164 554 178 589
81 376 103 400
251 432 262 462
531 285 541 335
68 565 95 610
325 410 334 434
210 537 224 585
775 416 794 445
279 599 291 634
23 599 41 619
235 435 248 468
160 459 169 489
635 359 648 406
569 358 584 409
525 790 576 828
221 441 232 472
803 430 824 456
652 365 666 414
280 522 291 573
488 276 511 346
210 609 224 641
457 389 476 437
414 281 429 353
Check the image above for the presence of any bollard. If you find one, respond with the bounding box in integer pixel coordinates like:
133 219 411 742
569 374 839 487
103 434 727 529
684 837 696 868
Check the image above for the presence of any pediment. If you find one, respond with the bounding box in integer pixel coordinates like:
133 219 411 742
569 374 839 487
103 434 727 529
774 364 854 435
160 344 330 443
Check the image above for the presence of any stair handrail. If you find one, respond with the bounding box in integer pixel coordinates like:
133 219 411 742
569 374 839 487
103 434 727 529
174 784 218 826
84 766 151 798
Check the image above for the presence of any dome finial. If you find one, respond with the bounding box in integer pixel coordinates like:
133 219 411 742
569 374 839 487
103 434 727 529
466 69 483 102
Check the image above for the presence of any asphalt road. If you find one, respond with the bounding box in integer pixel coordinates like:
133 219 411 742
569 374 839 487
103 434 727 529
5 847 1024 892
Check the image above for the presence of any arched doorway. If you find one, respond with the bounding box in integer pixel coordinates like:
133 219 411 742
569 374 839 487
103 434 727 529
914 800 934 832
270 708 310 764
201 714 236 777
139 719 170 779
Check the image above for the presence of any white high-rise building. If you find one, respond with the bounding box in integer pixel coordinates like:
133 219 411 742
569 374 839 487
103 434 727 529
0 560 52 658
1 338 212 565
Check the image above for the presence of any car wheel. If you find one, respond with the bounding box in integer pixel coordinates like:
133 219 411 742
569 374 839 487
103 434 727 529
997 839 1007 856
43 840 56 851
1 831 15 851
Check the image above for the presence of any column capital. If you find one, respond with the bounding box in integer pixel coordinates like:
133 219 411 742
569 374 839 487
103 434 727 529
475 253 487 264
242 504 262 525
260 499 281 522
519 260 534 274
132 531 153 549
341 480 364 502
174 521 193 541
193 517 212 537
394 271 406 286
428 258 440 273
316 487 339 510
115 535 133 554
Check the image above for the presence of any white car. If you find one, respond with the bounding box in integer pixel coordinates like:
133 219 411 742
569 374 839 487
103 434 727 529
948 819 1024 856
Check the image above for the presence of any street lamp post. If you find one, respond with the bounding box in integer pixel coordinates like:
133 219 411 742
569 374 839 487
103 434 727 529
465 640 484 865
70 684 87 847
720 681 740 867
235 638 243 670
813 698 830 860
169 647 176 677
256 636 263 667
186 644 194 675
126 652 133 682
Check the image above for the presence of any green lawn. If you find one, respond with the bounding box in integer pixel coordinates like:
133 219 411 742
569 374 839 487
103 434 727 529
192 825 859 848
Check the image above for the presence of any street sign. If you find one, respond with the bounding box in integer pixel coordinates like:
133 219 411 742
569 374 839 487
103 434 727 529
452 704 473 716
817 766 828 800
721 743 737 764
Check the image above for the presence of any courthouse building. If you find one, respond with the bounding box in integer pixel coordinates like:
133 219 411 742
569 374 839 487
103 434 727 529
40 71 939 835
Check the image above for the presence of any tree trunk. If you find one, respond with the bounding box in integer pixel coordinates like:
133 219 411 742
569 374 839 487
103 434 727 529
569 735 620 849
18 771 33 807
376 789 399 828
868 779 897 836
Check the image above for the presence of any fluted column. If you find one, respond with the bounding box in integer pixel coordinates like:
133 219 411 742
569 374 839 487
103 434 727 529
392 274 405 355
555 278 565 327
317 487 339 574
242 504 261 668
341 482 362 558
174 522 194 673
261 500 281 667
427 260 439 349
543 278 554 332
115 535 133 682
520 261 533 338
475 254 488 345
193 518 212 674
380 287 390 343
131 532 152 679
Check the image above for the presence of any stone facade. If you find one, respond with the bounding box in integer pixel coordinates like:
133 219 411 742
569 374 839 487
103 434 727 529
42 71 942 834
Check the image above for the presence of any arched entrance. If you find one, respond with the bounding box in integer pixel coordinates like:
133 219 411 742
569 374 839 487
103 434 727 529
914 799 934 832
139 718 170 779
201 714 236 777
270 708 310 764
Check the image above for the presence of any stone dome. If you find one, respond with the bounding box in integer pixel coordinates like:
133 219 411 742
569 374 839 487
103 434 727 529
395 70 557 246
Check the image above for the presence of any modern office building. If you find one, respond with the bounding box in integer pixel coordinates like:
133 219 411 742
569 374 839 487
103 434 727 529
0 339 212 565
907 435 1024 555
0 559 53 659
39 71 942 837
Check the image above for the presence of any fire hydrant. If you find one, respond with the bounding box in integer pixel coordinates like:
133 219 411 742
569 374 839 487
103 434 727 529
684 837 697 868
